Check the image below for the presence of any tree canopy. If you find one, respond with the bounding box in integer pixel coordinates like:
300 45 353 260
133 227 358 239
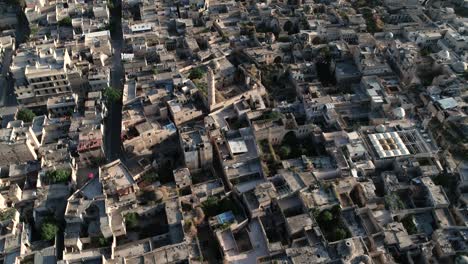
104 86 122 103
188 67 205 80
17 109 36 123
124 212 139 230
46 169 71 183
41 222 59 241
58 17 72 27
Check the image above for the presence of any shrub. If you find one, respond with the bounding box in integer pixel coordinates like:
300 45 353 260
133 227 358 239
0 208 16 221
104 86 122 103
188 67 205 79
320 211 333 223
46 169 71 183
401 215 418 235
17 109 36 123
384 194 405 210
278 145 292 159
124 212 138 230
333 228 348 241
41 222 59 241
58 17 72 27
142 171 159 183
201 196 240 217
98 236 111 246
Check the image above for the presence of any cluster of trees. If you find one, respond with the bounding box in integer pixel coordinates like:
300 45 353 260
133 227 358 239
188 67 205 80
41 221 59 241
259 139 282 177
58 17 72 27
104 86 122 104
201 196 240 217
124 212 139 230
46 169 71 183
362 8 384 33
17 108 36 123
141 170 159 184
276 132 315 160
385 193 406 210
314 205 351 242
0 208 16 221
188 68 207 95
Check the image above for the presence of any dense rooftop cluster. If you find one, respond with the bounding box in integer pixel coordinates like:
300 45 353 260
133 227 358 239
0 0 467 263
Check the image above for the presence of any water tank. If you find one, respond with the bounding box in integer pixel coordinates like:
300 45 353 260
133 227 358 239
452 61 467 73
393 107 406 119
376 124 386 133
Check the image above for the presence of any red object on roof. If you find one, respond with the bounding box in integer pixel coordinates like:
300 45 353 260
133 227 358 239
88 173 94 179
78 139 102 152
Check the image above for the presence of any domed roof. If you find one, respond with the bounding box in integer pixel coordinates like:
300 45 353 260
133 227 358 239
376 124 386 133
154 190 164 201
452 61 467 73
338 239 355 257
385 32 394 39
438 50 451 60
456 255 468 264
393 107 406 119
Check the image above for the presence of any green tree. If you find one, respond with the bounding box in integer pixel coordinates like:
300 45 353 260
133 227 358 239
334 228 347 241
58 17 72 27
320 210 333 223
0 208 16 221
201 196 220 216
41 222 59 241
17 108 36 123
142 171 159 183
278 145 291 159
98 236 110 246
46 169 71 183
420 47 432 57
124 213 138 230
104 86 122 103
401 215 418 234
189 67 205 79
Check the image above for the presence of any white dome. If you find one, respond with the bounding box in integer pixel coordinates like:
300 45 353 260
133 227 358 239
452 61 467 73
456 255 468 264
154 190 164 201
385 32 394 39
393 107 406 119
376 124 386 133
438 50 451 60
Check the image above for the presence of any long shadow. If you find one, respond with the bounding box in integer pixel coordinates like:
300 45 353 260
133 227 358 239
104 0 124 162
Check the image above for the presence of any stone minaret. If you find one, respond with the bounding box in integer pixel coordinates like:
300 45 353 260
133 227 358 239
207 68 216 111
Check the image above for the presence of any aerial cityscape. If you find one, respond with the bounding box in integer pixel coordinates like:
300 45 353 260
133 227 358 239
0 0 467 263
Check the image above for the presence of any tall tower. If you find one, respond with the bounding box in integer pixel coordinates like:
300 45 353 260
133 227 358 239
207 68 216 111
